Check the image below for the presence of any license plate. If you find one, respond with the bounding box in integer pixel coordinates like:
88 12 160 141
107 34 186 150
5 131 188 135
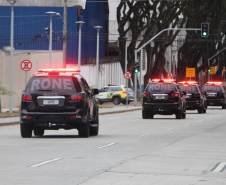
184 95 190 98
43 100 59 105
208 94 216 97
156 96 165 99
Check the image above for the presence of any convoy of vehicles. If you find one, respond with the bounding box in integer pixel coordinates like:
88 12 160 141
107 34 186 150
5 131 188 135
20 68 226 137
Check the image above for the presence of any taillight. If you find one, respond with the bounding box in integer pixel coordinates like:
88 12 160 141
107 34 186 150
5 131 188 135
71 94 82 100
122 91 127 93
171 93 179 97
22 95 32 100
143 93 149 97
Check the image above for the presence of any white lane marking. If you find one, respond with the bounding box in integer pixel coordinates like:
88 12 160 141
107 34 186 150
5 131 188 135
138 134 151 138
211 162 226 172
166 128 173 131
198 120 203 122
109 122 118 125
30 158 62 168
184 123 190 126
98 142 117 149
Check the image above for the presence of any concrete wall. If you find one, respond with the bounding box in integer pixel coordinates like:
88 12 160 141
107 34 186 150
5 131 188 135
0 51 63 109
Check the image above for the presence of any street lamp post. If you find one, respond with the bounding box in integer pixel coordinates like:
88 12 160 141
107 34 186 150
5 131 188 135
94 26 102 88
76 21 85 70
7 0 16 113
46 11 56 67
124 36 129 106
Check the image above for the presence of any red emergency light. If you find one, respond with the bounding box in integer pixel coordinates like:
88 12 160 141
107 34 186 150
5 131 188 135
178 81 197 85
39 68 80 73
205 81 223 85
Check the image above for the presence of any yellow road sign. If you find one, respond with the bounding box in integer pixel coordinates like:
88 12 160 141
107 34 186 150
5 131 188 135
209 66 216 74
186 68 196 77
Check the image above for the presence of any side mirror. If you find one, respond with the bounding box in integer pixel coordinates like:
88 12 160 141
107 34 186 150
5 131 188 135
92 88 99 95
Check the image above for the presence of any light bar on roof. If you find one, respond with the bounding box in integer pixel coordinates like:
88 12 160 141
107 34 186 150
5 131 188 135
206 81 223 85
39 68 80 73
178 81 197 84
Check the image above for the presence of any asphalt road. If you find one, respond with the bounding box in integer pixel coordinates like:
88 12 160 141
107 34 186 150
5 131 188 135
0 108 226 185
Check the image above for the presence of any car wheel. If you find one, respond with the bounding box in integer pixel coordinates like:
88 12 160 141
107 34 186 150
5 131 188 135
149 113 154 119
176 112 182 119
222 105 226 109
20 123 32 138
142 110 149 119
99 100 103 105
203 108 207 113
113 97 120 105
90 113 99 136
34 127 44 136
78 114 90 138
198 108 203 113
182 112 186 119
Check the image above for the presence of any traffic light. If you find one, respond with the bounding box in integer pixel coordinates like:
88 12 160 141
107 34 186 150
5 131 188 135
201 23 209 37
134 62 140 73
208 68 211 72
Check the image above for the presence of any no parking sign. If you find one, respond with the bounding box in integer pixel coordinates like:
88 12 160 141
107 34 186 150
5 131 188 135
21 60 32 71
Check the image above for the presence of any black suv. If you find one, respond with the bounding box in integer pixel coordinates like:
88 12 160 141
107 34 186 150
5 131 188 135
202 81 226 109
20 69 99 138
142 79 186 119
178 81 207 113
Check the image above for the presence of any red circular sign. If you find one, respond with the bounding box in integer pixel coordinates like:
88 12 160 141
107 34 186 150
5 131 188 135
124 71 132 79
202 71 206 76
167 72 173 77
21 60 32 71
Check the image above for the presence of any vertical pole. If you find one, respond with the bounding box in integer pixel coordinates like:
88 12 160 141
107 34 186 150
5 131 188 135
25 72 27 87
139 50 142 98
78 25 81 69
96 29 100 88
49 15 53 67
125 38 128 107
9 3 15 113
134 51 138 106
63 0 67 68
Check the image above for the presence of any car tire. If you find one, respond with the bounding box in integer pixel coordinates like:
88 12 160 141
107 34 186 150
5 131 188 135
20 123 32 138
113 97 120 105
142 110 149 119
182 112 186 119
78 114 90 138
149 113 154 119
34 127 44 136
198 108 203 113
99 100 103 105
90 113 99 136
222 105 226 109
203 108 207 113
176 112 182 119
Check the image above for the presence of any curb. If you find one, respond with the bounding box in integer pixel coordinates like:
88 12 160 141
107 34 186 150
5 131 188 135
0 108 142 127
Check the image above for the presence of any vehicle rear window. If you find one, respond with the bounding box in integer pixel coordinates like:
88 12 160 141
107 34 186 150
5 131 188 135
203 85 223 92
178 85 198 93
26 76 77 94
147 83 176 93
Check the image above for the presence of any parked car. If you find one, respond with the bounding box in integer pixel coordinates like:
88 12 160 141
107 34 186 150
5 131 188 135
96 85 134 105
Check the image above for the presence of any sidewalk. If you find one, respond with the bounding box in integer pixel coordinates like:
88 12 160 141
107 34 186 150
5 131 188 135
0 103 142 126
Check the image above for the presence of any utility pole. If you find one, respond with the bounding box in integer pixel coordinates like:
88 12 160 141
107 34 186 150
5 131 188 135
63 0 67 68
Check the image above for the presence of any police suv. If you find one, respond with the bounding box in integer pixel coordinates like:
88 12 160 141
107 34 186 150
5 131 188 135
202 81 226 109
142 79 186 119
20 68 99 138
178 81 207 113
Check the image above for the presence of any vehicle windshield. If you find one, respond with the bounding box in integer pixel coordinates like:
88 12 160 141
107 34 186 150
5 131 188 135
178 85 198 93
147 83 176 93
203 85 223 92
25 76 77 95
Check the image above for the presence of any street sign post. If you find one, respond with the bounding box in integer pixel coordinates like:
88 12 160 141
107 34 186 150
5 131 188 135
21 60 32 87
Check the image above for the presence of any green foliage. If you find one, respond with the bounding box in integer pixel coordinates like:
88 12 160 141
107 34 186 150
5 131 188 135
0 83 10 96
